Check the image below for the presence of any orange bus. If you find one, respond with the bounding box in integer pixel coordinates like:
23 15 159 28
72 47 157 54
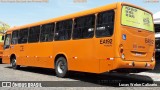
3 2 155 77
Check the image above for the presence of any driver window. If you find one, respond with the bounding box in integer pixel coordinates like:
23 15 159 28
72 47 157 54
4 34 11 49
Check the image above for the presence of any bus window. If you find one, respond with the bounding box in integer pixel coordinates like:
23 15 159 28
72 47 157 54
96 10 114 37
55 20 72 41
40 23 54 42
11 30 19 44
4 34 11 49
28 26 40 43
73 15 95 39
121 6 153 32
18 28 28 44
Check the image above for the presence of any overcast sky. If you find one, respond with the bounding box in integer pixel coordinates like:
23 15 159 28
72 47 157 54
0 0 159 27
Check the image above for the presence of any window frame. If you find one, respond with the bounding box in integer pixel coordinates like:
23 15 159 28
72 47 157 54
11 30 19 45
4 34 11 49
28 26 41 43
54 19 73 41
18 28 29 44
95 10 115 38
73 14 95 40
40 23 55 42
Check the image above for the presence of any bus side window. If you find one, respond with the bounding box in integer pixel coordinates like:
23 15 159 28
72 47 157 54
11 30 19 44
18 28 28 44
73 15 95 39
28 26 40 43
55 19 72 41
4 34 11 49
96 10 115 38
40 23 54 42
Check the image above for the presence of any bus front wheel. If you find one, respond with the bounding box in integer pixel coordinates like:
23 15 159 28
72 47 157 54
55 57 68 78
11 58 20 69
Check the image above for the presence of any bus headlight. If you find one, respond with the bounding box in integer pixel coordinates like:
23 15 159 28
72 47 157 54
122 54 125 59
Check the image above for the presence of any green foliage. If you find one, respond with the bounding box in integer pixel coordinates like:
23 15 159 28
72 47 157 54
0 22 10 33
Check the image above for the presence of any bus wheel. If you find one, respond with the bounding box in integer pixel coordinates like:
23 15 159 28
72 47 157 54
11 58 20 69
55 57 68 78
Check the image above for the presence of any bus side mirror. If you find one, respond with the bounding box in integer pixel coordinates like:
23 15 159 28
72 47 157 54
2 36 4 40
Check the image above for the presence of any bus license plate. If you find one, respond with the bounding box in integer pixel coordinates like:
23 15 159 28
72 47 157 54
135 53 142 56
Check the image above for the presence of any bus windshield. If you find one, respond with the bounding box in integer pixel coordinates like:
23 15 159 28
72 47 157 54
121 5 154 32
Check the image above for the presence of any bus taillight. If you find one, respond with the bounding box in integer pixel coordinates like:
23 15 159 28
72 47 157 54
121 54 125 59
119 44 123 53
120 48 123 54
119 44 125 59
151 52 155 62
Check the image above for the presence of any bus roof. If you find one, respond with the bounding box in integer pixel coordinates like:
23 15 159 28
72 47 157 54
7 2 152 32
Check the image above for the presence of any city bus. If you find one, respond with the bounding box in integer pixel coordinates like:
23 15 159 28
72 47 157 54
0 33 4 63
2 2 155 77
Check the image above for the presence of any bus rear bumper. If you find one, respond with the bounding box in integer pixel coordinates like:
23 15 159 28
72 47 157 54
116 58 155 70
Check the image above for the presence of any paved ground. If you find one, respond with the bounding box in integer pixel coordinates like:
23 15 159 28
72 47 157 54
0 62 160 90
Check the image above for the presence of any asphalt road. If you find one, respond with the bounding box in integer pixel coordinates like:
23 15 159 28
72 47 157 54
0 62 160 90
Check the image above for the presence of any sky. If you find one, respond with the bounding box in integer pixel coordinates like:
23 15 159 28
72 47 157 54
0 0 160 27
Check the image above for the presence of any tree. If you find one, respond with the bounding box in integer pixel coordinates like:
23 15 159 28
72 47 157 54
0 21 10 33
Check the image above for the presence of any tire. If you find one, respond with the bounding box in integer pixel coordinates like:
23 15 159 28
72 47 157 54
11 57 20 69
55 57 68 78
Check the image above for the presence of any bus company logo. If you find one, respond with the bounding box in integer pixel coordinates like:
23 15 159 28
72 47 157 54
2 82 11 87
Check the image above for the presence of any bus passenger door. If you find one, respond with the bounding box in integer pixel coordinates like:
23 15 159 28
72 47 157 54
3 34 11 64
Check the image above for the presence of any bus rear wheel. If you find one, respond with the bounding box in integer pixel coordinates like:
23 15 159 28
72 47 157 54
11 57 20 69
55 57 68 78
